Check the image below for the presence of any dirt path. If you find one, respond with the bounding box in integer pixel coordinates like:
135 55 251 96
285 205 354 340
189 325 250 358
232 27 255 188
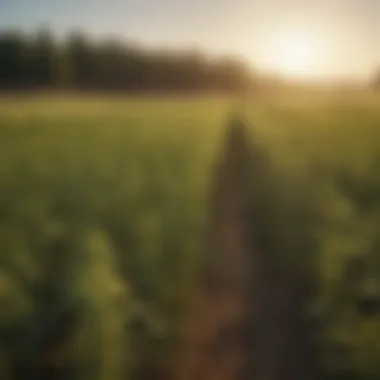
177 114 319 380
177 114 253 380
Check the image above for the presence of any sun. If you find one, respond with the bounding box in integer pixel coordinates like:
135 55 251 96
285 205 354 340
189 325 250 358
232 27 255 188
273 34 320 78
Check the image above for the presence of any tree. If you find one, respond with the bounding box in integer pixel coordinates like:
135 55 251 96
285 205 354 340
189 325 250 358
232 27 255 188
0 31 27 88
0 27 259 93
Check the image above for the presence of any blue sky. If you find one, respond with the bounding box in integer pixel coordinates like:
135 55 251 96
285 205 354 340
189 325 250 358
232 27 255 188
1 0 379 79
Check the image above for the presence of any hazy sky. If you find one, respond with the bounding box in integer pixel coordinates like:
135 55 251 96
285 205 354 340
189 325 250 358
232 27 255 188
1 0 379 79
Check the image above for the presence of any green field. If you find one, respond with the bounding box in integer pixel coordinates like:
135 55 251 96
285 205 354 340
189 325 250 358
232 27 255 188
250 98 380 379
1 95 380 379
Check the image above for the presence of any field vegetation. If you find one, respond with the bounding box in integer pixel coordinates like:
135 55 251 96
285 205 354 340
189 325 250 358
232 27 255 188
1 95 380 379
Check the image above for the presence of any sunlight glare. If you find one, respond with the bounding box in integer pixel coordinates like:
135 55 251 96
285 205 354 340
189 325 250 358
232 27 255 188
273 34 321 78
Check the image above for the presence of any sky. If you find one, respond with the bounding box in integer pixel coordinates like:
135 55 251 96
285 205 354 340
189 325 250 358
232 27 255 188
0 0 380 80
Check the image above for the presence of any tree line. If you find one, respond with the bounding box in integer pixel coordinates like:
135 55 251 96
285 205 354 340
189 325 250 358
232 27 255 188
0 28 257 93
